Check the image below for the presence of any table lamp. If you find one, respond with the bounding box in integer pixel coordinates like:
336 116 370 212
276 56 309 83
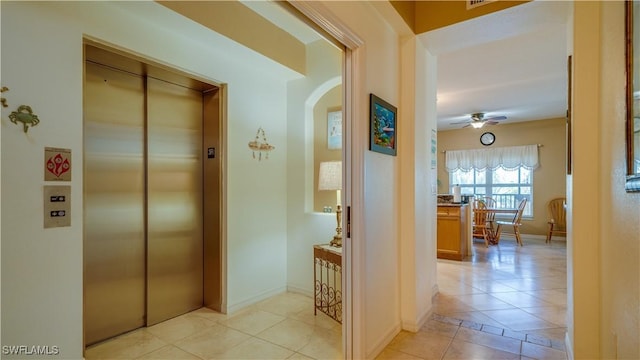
318 161 342 247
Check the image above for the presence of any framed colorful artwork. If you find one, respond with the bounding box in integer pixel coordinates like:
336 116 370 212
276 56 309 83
327 108 342 150
369 94 397 156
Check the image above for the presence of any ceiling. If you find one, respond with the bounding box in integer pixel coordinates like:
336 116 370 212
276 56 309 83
420 1 573 131
248 0 573 131
168 0 572 132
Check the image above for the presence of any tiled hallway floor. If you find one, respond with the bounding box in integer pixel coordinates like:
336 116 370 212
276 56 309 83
86 237 566 360
378 237 568 360
85 292 342 359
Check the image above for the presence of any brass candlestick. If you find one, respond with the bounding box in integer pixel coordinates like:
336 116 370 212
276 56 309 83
330 204 342 247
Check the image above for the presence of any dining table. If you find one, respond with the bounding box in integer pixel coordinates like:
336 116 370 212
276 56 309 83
473 207 519 245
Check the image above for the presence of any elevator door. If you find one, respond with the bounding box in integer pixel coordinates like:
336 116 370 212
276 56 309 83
146 77 204 325
84 57 205 345
84 62 146 345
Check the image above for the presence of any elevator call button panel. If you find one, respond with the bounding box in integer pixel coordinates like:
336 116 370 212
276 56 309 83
44 185 71 228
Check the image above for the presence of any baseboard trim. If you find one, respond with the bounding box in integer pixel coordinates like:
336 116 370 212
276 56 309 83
226 286 287 314
500 233 567 242
521 234 547 240
286 284 313 298
366 322 401 360
565 332 573 359
402 306 432 332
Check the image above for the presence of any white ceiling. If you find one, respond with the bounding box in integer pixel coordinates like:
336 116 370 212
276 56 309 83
420 1 573 130
242 0 572 131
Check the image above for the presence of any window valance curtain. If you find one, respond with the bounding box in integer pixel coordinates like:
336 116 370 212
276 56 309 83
445 144 539 172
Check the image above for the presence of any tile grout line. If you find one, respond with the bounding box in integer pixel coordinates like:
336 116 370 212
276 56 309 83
440 323 462 360
431 313 562 353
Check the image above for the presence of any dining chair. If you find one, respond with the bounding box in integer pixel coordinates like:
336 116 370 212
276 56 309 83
495 198 528 246
546 197 566 243
472 199 491 247
479 196 497 208
478 196 497 224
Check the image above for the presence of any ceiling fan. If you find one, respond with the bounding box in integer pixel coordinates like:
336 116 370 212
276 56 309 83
452 112 507 129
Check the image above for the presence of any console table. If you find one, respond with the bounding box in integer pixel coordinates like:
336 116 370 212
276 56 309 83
313 244 342 323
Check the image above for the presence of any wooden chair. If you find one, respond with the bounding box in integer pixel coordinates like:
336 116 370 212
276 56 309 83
472 200 491 247
478 196 497 224
478 196 497 208
546 197 566 243
495 198 528 246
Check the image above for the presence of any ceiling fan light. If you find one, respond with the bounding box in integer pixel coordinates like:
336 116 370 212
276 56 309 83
471 121 484 129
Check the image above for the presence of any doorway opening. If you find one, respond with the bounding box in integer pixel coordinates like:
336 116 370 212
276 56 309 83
81 0 352 357
426 1 572 358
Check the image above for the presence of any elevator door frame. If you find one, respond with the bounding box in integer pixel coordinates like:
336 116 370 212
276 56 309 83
82 41 225 346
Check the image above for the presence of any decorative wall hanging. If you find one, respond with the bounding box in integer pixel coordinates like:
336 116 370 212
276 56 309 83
248 127 275 161
9 105 40 133
1 86 9 108
44 147 72 181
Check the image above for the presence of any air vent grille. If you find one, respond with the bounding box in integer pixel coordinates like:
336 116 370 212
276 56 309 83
467 0 494 10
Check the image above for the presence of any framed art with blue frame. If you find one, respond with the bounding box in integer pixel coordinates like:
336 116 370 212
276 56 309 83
370 93 397 156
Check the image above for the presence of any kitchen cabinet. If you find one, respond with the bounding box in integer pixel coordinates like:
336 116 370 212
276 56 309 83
437 204 470 260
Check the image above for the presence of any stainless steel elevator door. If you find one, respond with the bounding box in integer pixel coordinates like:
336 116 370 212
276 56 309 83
84 62 146 345
146 77 204 325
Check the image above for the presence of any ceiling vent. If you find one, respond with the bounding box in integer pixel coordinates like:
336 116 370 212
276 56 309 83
466 0 494 10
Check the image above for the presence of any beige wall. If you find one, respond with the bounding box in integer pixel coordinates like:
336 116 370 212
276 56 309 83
570 2 640 358
437 118 567 236
390 0 415 32
598 3 640 357
158 1 306 75
313 86 342 213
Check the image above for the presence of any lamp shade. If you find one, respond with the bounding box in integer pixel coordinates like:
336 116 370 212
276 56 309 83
318 161 342 191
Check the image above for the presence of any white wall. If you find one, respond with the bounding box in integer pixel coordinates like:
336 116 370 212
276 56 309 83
424 47 439 319
1 2 299 356
1 4 84 357
286 39 342 295
398 37 438 333
315 1 431 357
313 85 342 213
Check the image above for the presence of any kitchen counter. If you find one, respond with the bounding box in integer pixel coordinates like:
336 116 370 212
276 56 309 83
437 204 471 260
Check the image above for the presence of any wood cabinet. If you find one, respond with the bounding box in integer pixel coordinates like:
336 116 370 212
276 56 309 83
437 205 470 261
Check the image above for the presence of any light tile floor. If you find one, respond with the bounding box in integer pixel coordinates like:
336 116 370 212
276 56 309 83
86 236 566 360
378 236 568 360
85 292 342 360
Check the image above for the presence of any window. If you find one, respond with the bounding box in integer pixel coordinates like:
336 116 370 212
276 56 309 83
445 144 539 218
450 166 533 217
